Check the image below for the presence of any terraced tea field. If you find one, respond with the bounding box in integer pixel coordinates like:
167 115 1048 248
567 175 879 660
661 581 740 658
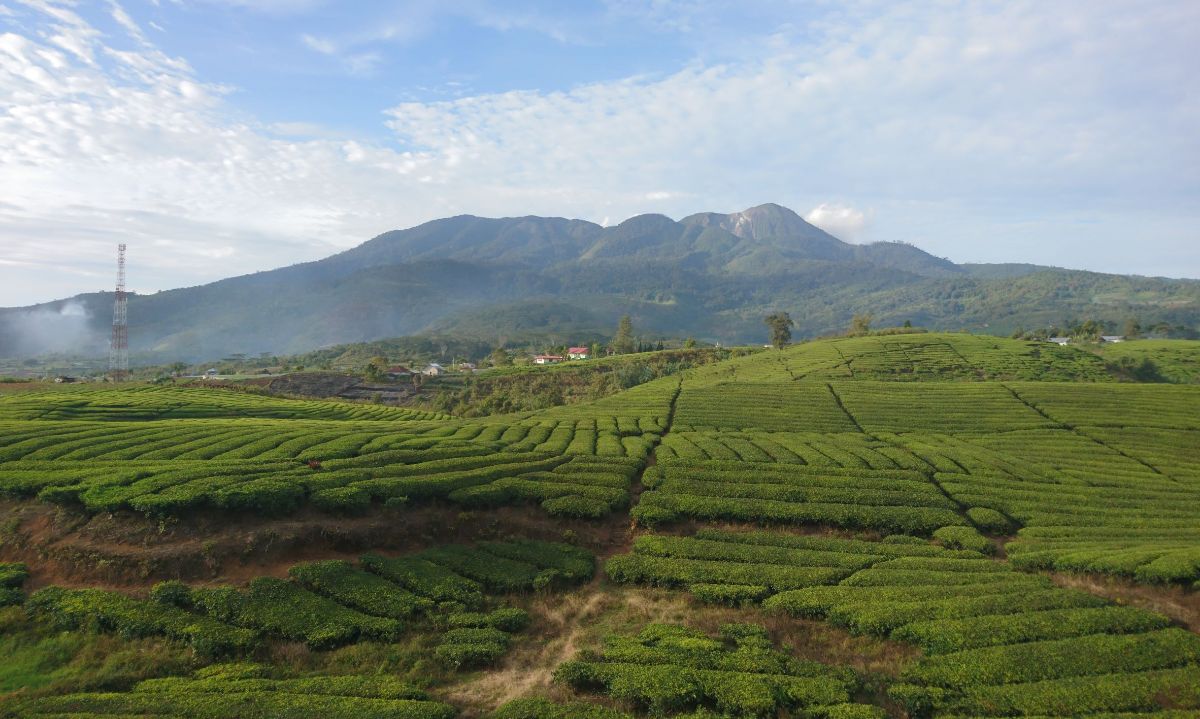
0 333 1197 718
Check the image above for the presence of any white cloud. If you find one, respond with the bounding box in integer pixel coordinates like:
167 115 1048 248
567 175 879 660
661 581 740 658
1 0 1198 306
804 204 871 242
300 33 335 55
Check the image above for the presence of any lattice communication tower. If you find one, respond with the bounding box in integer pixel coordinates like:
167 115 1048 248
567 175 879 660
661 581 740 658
108 243 128 381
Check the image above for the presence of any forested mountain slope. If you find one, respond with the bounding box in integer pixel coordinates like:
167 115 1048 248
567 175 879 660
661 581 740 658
2 204 1197 361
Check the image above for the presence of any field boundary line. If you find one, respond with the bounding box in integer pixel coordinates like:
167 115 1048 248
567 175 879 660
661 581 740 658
824 383 865 434
1004 384 1173 482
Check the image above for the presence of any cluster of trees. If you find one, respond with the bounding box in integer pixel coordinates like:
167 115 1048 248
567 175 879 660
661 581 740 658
1014 318 1199 342
762 311 880 350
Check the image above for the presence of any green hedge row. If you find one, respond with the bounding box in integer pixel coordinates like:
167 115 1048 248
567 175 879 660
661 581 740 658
191 577 400 649
288 560 432 619
27 586 258 657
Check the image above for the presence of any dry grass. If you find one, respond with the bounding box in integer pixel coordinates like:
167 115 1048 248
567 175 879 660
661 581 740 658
444 580 917 717
444 582 617 715
1050 571 1200 633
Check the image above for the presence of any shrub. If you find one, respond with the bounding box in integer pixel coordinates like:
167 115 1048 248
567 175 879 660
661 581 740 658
361 554 483 607
150 580 193 608
289 560 431 619
28 586 258 657
192 577 400 649
817 704 887 719
491 697 634 719
0 562 29 588
966 506 1014 534
311 486 372 514
932 526 992 554
541 494 610 518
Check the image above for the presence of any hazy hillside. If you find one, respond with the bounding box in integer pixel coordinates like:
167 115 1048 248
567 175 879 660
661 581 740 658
2 203 1198 361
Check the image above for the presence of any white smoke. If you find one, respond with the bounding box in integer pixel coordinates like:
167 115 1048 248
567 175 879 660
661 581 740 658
0 300 106 357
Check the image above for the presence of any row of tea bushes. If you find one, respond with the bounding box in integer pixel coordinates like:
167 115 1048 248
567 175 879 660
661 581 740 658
553 623 881 718
11 662 458 719
634 459 965 535
25 540 591 656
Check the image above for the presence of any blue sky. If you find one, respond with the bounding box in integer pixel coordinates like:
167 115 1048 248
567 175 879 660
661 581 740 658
0 0 1198 306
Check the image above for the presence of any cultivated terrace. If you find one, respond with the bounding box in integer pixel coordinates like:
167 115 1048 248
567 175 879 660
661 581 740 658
0 333 1198 718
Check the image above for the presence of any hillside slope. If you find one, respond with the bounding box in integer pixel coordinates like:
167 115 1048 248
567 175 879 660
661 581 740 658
0 334 1197 717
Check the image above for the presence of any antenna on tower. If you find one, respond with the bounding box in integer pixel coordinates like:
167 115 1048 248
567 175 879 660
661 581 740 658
108 244 129 382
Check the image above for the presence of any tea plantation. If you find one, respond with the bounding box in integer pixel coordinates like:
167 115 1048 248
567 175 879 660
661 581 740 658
0 333 1197 717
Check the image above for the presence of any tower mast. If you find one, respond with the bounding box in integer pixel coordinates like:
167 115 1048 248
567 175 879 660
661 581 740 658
108 244 128 381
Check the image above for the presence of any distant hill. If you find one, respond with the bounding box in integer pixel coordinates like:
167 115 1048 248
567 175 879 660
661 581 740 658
1 203 1198 361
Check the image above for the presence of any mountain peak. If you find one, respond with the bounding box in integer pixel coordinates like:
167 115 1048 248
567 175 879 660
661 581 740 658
725 203 826 241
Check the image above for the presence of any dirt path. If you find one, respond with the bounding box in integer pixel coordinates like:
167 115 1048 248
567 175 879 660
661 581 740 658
445 585 612 715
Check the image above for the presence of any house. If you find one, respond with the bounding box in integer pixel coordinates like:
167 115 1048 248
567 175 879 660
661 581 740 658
458 362 477 371
1047 337 1070 346
385 365 413 379
567 346 590 360
533 354 565 365
204 368 219 377
421 363 446 376
53 376 77 383
1101 335 1125 343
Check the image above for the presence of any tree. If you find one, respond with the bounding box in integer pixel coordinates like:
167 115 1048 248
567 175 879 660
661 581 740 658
764 312 795 350
1070 319 1104 341
490 347 511 367
1123 318 1142 339
850 313 872 336
613 315 635 354
684 337 697 349
364 355 389 381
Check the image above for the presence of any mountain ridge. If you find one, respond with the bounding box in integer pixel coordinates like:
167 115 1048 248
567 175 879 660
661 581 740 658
1 203 1197 361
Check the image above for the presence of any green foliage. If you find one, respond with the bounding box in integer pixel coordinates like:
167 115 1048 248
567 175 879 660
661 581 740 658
12 667 459 718
491 697 634 719
764 312 795 349
964 506 1013 534
435 627 514 669
190 577 400 649
149 580 192 608
932 526 992 554
289 560 431 619
27 586 258 657
553 623 863 717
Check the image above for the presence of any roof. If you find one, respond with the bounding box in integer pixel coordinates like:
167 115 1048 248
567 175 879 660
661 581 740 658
386 365 412 373
425 363 445 369
535 354 565 360
1101 335 1125 341
568 347 589 353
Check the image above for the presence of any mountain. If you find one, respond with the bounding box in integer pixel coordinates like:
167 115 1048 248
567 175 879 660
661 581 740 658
2 203 1198 361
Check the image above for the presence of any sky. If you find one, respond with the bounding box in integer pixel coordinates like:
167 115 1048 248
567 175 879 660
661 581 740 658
0 0 1197 306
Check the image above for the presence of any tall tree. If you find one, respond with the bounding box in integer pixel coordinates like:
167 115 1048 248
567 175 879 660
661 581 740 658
613 314 635 354
764 312 795 349
364 355 389 381
850 313 873 336
490 347 511 367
